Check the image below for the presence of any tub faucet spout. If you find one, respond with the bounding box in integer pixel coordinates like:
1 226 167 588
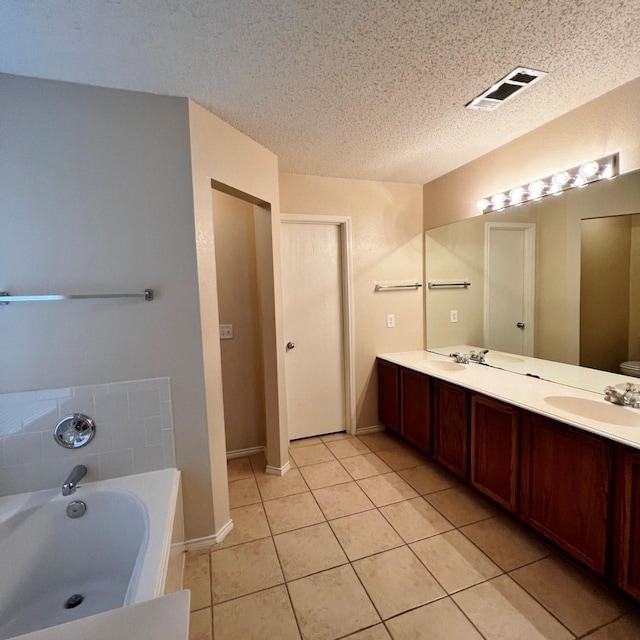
62 465 87 496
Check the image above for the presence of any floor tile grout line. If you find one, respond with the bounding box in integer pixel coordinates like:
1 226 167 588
575 612 628 639
505 558 620 638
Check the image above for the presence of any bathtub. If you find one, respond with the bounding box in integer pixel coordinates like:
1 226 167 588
0 468 181 639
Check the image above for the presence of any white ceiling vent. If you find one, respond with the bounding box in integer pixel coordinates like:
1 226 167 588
466 67 547 111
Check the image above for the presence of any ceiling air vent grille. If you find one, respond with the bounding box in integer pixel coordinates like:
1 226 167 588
466 67 547 112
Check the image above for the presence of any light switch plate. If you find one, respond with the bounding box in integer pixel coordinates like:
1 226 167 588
219 324 233 339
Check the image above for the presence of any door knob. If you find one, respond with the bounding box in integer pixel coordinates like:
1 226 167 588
517 322 525 329
286 341 295 350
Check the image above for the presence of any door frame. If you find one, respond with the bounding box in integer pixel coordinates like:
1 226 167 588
484 222 536 356
280 214 356 435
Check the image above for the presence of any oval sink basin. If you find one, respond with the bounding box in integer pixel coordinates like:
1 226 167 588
544 395 640 427
486 354 525 364
423 361 466 372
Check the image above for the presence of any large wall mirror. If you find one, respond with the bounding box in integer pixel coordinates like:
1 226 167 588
425 168 640 393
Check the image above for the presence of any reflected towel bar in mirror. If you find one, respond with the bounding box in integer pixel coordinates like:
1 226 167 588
375 283 423 291
0 289 154 304
428 281 471 289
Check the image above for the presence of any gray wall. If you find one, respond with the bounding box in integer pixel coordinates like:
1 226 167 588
0 74 214 538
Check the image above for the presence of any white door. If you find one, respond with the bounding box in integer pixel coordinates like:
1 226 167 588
281 220 347 439
484 223 535 355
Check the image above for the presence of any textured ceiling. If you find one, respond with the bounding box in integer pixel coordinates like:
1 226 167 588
1 1 640 183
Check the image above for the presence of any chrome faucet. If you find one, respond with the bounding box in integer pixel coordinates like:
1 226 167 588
470 349 489 364
62 465 87 496
604 383 640 409
450 352 470 364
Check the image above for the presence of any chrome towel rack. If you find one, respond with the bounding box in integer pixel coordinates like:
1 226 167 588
0 289 154 305
428 281 471 289
374 283 423 292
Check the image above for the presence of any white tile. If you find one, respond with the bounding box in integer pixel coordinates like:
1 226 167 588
36 387 72 401
0 463 28 496
159 378 171 402
145 416 164 445
0 405 23 436
161 401 173 428
99 449 134 479
128 389 161 420
72 383 109 397
133 444 166 473
21 400 58 432
3 432 42 464
113 417 146 449
0 391 36 405
58 396 96 419
163 429 176 467
95 392 129 424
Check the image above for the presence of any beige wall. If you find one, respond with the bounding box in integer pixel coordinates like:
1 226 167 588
279 173 424 429
212 190 266 452
424 77 640 230
0 74 213 540
580 216 631 372
188 101 289 536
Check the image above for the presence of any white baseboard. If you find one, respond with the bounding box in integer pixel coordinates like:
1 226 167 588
226 446 265 460
184 518 234 551
266 460 291 476
356 424 386 435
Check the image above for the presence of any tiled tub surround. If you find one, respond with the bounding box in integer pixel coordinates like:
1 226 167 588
184 433 640 640
0 378 175 495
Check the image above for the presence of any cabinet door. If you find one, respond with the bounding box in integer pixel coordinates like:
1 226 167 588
377 359 399 432
617 447 640 599
520 412 612 574
470 395 519 512
433 380 469 479
400 368 431 454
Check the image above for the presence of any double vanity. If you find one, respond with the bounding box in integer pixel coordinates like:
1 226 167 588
377 349 640 604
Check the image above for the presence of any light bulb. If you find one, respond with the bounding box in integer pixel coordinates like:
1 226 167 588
491 193 506 209
579 160 599 178
600 165 613 179
509 186 525 204
548 183 562 196
552 171 569 186
476 199 490 212
528 180 545 198
573 175 587 188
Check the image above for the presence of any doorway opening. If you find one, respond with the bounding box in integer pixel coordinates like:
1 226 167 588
484 222 535 356
280 214 355 439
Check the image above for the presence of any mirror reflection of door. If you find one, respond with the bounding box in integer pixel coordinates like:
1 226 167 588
580 214 640 374
484 222 536 356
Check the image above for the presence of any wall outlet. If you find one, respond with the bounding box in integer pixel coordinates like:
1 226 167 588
450 310 458 323
387 314 395 328
219 324 234 339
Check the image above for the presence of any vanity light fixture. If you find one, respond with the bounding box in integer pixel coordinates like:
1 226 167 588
476 153 619 214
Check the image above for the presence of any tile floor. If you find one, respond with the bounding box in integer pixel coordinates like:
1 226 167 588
183 430 640 640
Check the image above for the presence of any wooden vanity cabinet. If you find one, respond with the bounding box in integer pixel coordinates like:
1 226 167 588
432 380 469 479
470 395 519 512
377 359 399 432
400 368 431 454
520 411 612 575
612 446 640 599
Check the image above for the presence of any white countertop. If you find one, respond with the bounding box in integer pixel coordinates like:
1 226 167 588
379 350 640 451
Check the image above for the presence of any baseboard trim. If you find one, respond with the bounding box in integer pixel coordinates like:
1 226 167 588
226 446 265 460
356 424 386 435
265 460 291 477
184 518 234 551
